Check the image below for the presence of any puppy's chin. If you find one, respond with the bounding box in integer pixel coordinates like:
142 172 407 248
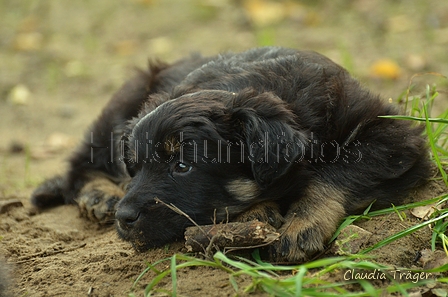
115 210 189 252
116 224 170 252
130 239 158 253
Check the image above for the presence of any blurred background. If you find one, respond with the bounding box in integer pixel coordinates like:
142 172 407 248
0 0 447 194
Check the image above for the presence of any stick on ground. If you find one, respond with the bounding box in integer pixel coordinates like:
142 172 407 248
184 220 280 254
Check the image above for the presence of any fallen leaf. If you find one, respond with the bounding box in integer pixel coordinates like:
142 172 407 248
431 288 448 297
419 249 448 270
370 59 401 80
411 202 446 220
243 0 286 27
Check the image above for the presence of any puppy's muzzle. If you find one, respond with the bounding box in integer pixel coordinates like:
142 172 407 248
116 207 140 230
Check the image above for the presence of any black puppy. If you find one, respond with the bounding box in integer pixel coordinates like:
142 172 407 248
32 47 431 262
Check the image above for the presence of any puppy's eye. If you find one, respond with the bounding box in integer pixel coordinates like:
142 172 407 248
174 162 192 174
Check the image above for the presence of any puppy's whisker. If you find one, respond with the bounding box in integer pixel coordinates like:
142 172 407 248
154 197 210 242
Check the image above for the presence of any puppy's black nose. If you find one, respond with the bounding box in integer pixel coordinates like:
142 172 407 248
116 207 140 229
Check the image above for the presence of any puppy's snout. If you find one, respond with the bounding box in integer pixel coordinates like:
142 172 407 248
116 207 140 229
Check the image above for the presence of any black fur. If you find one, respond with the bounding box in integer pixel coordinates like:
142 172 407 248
32 47 431 262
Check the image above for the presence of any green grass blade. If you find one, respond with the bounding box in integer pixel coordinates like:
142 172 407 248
170 255 177 297
361 211 448 254
378 115 448 124
144 269 172 296
294 266 307 297
132 265 152 290
329 202 375 243
133 257 174 290
424 103 448 185
367 194 447 217
229 275 239 292
358 280 378 297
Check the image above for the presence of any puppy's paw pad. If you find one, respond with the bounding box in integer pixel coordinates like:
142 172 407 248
76 178 124 224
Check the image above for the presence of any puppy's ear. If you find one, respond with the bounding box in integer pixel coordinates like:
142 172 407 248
229 89 308 188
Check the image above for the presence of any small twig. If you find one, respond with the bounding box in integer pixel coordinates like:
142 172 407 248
154 197 208 236
15 243 87 264
205 235 221 259
186 220 280 257
223 213 286 254
154 197 212 256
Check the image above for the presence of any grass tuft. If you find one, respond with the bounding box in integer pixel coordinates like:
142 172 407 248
131 251 446 297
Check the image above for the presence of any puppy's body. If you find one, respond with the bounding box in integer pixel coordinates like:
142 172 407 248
32 47 431 261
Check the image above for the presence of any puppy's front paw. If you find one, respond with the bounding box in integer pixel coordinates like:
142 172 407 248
272 215 328 262
76 177 125 223
270 183 347 262
235 201 285 229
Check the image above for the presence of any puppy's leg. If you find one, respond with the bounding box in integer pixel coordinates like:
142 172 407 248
273 181 346 262
76 173 130 223
235 201 285 229
31 175 66 208
32 64 165 210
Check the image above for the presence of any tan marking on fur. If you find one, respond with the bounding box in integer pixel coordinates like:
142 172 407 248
279 182 347 261
236 201 285 229
164 136 181 155
130 147 137 163
77 174 126 222
225 178 260 202
79 177 125 198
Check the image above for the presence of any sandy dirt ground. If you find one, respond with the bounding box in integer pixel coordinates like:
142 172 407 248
1 1 448 296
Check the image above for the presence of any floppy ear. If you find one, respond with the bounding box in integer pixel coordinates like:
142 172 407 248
229 89 308 188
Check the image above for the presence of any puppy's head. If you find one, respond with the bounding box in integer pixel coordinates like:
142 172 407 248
115 89 307 251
